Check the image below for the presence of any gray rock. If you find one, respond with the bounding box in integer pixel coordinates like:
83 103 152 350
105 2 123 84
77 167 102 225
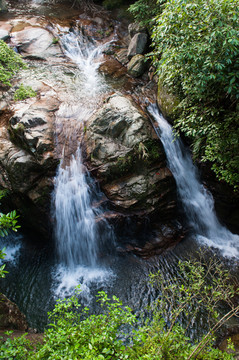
0 29 9 41
127 54 147 78
11 27 63 61
85 94 176 218
0 83 60 235
127 32 148 59
128 23 147 38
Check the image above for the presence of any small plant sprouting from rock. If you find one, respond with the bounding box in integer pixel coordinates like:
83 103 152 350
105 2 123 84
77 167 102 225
14 84 37 101
0 40 26 86
52 37 59 44
138 142 149 159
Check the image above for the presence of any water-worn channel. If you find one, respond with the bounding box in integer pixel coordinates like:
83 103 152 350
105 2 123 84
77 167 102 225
0 0 239 337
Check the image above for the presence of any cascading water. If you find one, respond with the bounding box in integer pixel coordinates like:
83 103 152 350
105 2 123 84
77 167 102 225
52 30 114 297
54 149 98 268
148 104 239 259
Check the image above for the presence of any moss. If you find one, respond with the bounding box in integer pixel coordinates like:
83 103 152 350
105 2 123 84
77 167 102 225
106 153 136 179
157 80 179 120
103 139 163 182
14 84 36 101
142 139 162 162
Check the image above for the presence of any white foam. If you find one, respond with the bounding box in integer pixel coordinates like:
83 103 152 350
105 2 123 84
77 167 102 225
148 104 239 260
52 264 114 301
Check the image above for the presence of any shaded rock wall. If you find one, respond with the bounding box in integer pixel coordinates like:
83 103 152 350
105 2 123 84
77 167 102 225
0 83 60 235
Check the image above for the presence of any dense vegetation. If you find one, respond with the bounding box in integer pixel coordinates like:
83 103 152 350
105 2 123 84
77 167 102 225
1 257 238 359
130 0 239 189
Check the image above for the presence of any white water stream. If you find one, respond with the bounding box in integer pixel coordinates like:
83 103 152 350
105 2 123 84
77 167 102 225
52 31 114 297
148 104 239 259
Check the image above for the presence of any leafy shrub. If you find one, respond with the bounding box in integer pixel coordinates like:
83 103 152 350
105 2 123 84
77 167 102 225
0 257 238 359
128 0 164 28
150 0 239 188
0 190 20 278
14 84 37 101
0 332 33 360
0 191 20 238
0 40 26 86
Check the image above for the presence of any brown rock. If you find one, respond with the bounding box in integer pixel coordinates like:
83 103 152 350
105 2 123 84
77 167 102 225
0 294 28 331
99 56 127 78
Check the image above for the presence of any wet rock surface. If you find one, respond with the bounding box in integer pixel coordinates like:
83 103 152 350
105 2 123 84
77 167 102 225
0 6 180 251
84 93 177 220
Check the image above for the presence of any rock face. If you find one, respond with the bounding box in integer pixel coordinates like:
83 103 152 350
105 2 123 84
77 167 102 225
0 294 28 331
84 94 176 219
0 82 60 235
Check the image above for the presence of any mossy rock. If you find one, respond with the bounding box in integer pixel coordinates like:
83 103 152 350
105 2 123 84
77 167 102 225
157 80 180 120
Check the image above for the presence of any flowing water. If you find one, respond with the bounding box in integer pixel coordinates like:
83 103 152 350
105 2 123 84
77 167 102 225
148 104 239 259
51 30 116 298
1 1 239 334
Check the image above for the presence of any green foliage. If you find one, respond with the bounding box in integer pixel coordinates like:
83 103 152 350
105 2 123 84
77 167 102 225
128 0 163 28
0 40 26 86
0 190 20 278
144 139 161 161
0 257 238 359
0 209 20 237
14 84 37 101
150 0 239 188
0 191 20 238
0 331 33 360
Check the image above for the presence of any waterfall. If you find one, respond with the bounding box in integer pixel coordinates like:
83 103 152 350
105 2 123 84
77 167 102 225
148 104 239 259
54 149 98 268
52 30 114 297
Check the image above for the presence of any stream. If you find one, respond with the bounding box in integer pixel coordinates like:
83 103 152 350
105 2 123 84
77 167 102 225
0 0 239 337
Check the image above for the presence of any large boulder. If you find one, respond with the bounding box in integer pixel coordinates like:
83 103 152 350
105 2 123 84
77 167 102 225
127 32 148 60
0 82 60 235
127 54 147 78
11 26 63 62
128 23 147 38
84 94 176 220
